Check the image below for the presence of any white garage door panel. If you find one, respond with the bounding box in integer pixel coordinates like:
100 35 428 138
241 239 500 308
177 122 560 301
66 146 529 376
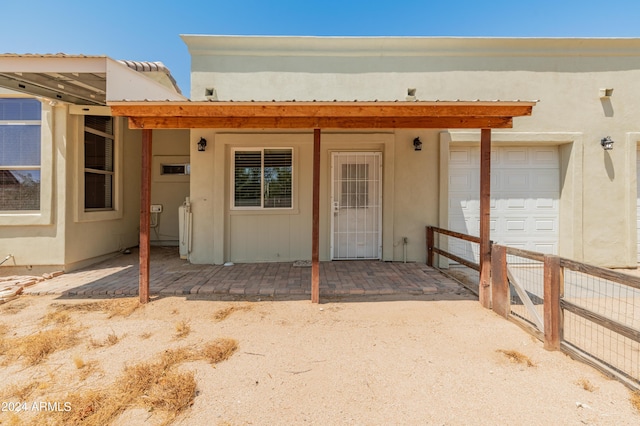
449 146 559 255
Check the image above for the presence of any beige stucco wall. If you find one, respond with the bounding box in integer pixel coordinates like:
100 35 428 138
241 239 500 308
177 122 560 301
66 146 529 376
150 129 190 245
63 118 142 270
182 36 640 267
0 97 65 273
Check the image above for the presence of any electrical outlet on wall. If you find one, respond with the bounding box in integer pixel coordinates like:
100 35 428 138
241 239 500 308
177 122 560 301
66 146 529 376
151 204 163 213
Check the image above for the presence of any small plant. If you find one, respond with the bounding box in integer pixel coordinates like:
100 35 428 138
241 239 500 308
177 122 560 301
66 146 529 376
174 320 191 339
140 331 153 339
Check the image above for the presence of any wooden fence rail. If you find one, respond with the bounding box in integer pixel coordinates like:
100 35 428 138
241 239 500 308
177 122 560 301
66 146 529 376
491 243 640 390
426 226 481 271
427 225 639 390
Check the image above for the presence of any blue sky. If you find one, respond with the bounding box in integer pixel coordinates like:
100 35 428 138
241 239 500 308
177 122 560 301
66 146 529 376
1 0 639 95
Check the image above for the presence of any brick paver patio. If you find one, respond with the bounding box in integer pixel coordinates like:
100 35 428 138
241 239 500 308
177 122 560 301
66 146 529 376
22 247 469 299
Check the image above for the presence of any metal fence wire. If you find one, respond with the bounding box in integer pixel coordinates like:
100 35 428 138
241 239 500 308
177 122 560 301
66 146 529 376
562 268 640 383
506 253 545 332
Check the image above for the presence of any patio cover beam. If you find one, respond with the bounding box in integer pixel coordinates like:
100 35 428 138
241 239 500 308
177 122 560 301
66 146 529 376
110 101 534 130
125 116 513 129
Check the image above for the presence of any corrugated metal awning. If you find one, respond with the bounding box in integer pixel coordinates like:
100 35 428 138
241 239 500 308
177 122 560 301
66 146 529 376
0 54 185 105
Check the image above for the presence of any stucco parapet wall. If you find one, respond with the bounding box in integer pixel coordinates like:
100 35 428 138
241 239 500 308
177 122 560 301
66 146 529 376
182 35 640 57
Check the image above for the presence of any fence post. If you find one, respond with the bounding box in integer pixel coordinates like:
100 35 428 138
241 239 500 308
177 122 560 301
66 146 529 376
491 244 509 317
544 255 563 351
426 226 434 267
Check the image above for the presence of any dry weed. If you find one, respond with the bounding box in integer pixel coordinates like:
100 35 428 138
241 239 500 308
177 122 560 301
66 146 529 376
202 338 239 364
0 380 40 401
78 360 101 381
631 391 640 413
146 370 197 419
213 304 252 322
174 320 191 339
89 331 121 348
105 332 120 346
576 378 596 392
41 310 71 325
4 413 22 426
0 323 8 355
4 325 80 366
0 301 29 315
52 298 139 318
26 338 236 425
140 331 152 339
73 355 85 369
160 347 196 366
497 349 536 367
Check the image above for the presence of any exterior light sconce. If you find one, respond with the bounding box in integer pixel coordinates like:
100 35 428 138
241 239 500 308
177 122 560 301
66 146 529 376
197 137 207 152
600 136 614 151
413 137 422 151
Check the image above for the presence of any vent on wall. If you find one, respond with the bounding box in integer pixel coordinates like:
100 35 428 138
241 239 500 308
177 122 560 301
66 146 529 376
205 87 218 101
161 163 190 175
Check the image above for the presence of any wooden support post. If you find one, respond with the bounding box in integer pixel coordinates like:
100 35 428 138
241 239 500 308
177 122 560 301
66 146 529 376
544 254 563 350
426 226 434 267
311 129 321 303
479 129 492 308
491 244 509 318
139 129 152 304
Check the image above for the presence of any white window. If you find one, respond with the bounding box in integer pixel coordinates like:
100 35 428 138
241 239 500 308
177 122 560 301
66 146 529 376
74 108 122 223
84 115 114 210
232 148 293 209
0 98 41 211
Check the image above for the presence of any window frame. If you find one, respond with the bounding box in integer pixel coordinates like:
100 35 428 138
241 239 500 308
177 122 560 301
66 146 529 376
231 147 294 211
74 108 123 222
0 97 53 226
83 116 115 211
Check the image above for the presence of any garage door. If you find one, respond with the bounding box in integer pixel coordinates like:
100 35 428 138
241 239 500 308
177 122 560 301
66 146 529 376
448 146 559 258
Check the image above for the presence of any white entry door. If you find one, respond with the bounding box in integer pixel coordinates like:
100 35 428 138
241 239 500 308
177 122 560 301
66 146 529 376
331 152 382 259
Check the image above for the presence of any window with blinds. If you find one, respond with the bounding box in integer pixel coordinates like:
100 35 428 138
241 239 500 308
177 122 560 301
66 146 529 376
233 148 292 209
0 98 42 211
84 115 114 210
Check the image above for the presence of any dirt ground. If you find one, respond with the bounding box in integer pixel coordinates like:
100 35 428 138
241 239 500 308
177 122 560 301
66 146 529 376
0 293 639 425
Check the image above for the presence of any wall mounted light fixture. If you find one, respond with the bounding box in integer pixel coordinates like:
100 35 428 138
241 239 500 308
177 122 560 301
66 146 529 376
197 137 207 152
413 137 422 151
600 136 614 150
